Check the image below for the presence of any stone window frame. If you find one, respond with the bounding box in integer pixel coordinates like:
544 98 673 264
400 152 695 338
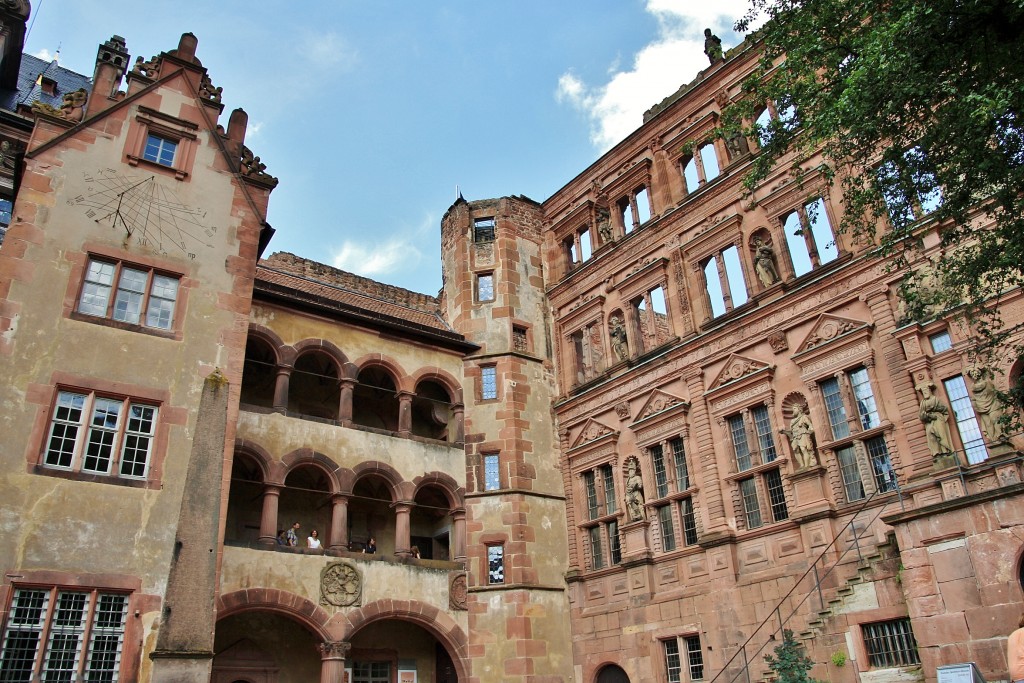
777 197 841 278
28 373 174 490
664 109 724 201
557 294 606 389
479 364 498 402
125 106 199 181
602 158 654 237
485 543 505 584
65 245 191 342
475 271 494 303
0 573 143 683
472 215 495 244
941 373 988 465
860 617 921 669
482 452 501 491
511 323 531 354
681 214 752 324
794 326 899 505
615 257 675 357
72 255 181 335
578 462 622 571
640 434 698 553
679 141 722 195
661 632 706 683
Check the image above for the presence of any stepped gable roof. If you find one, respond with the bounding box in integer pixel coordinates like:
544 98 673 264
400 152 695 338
0 53 93 111
256 252 455 336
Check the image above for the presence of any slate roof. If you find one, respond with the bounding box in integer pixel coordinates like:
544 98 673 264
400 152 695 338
0 54 93 112
255 253 466 344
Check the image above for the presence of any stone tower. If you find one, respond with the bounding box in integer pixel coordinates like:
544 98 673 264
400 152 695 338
440 196 574 682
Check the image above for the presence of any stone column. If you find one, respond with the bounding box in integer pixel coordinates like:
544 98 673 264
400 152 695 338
393 501 412 556
451 404 465 445
398 392 413 436
329 494 349 550
273 365 292 413
338 378 356 427
258 484 282 546
319 641 351 683
452 508 467 562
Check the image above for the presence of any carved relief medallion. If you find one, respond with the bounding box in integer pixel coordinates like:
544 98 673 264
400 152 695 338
449 571 468 610
320 561 361 607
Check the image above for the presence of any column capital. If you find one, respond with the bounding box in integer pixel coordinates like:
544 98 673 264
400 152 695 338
319 640 351 660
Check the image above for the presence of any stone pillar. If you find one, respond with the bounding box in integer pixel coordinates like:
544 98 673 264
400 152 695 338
149 370 229 682
451 404 465 445
258 484 281 546
393 501 412 556
338 379 356 427
329 494 349 550
273 365 292 413
319 641 351 683
452 508 467 562
397 392 413 436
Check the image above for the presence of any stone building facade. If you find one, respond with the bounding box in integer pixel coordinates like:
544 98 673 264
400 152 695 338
0 8 1022 683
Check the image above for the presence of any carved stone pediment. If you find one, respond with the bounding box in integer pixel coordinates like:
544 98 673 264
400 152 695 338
794 314 870 354
570 418 618 449
708 354 772 390
635 390 688 422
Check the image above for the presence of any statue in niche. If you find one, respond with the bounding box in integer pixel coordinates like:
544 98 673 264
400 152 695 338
726 130 749 159
753 238 781 287
624 459 646 522
967 365 1008 443
609 316 629 362
703 28 723 63
916 380 957 461
779 404 818 469
596 207 612 244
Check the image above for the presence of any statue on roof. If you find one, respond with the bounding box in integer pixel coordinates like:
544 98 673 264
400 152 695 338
704 28 723 63
31 88 88 122
132 55 160 79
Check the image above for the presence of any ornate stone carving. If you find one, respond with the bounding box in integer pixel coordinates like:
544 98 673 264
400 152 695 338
240 145 279 187
767 330 788 353
319 561 361 607
803 317 860 349
132 54 160 78
614 402 631 420
779 403 817 469
31 88 87 122
449 571 467 610
710 354 770 389
639 394 682 419
0 140 22 171
703 28 723 63
624 457 645 521
199 73 222 103
319 641 352 659
966 365 1008 444
596 206 612 243
580 420 613 443
609 315 629 362
752 237 780 287
916 379 957 464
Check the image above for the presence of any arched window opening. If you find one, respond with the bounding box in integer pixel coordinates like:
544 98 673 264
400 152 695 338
411 485 453 560
224 453 264 545
279 465 332 547
240 337 276 409
349 475 395 553
411 380 453 441
596 664 630 683
352 367 399 431
288 351 340 421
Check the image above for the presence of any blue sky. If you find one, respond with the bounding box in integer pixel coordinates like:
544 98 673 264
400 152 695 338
27 1 752 295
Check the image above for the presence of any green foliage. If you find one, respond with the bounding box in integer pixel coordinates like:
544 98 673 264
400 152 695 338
720 0 1024 411
765 630 821 683
831 651 847 668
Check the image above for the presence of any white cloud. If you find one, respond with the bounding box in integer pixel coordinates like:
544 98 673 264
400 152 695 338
330 212 435 278
555 0 760 151
302 31 358 70
33 48 55 62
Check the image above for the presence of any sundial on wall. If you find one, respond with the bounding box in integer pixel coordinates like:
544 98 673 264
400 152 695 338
68 168 218 258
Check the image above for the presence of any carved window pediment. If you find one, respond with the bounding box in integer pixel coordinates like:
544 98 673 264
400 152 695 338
705 354 775 415
753 166 828 215
681 213 744 263
566 417 620 469
569 417 620 450
632 389 690 446
558 294 606 330
615 256 669 302
707 353 773 391
792 314 873 380
634 390 689 424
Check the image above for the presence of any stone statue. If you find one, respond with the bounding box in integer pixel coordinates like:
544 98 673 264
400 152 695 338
916 380 956 461
31 88 88 122
703 28 723 63
726 130 749 159
753 238 780 287
624 459 645 521
609 316 628 362
596 207 612 243
780 404 817 469
967 365 1007 443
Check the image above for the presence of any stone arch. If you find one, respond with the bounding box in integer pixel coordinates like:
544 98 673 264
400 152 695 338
287 337 351 369
246 324 286 363
280 448 341 493
594 662 631 683
349 460 407 500
332 599 469 681
233 439 274 483
353 354 410 393
409 367 463 404
216 589 334 641
412 471 464 510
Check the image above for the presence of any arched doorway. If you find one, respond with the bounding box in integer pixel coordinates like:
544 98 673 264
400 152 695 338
349 474 395 553
352 366 399 431
240 336 277 409
411 379 452 441
225 452 264 545
596 663 630 683
410 484 452 560
289 350 341 421
349 618 458 683
280 464 333 546
212 612 318 683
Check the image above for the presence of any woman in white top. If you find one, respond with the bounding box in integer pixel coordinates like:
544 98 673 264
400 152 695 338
307 529 322 549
